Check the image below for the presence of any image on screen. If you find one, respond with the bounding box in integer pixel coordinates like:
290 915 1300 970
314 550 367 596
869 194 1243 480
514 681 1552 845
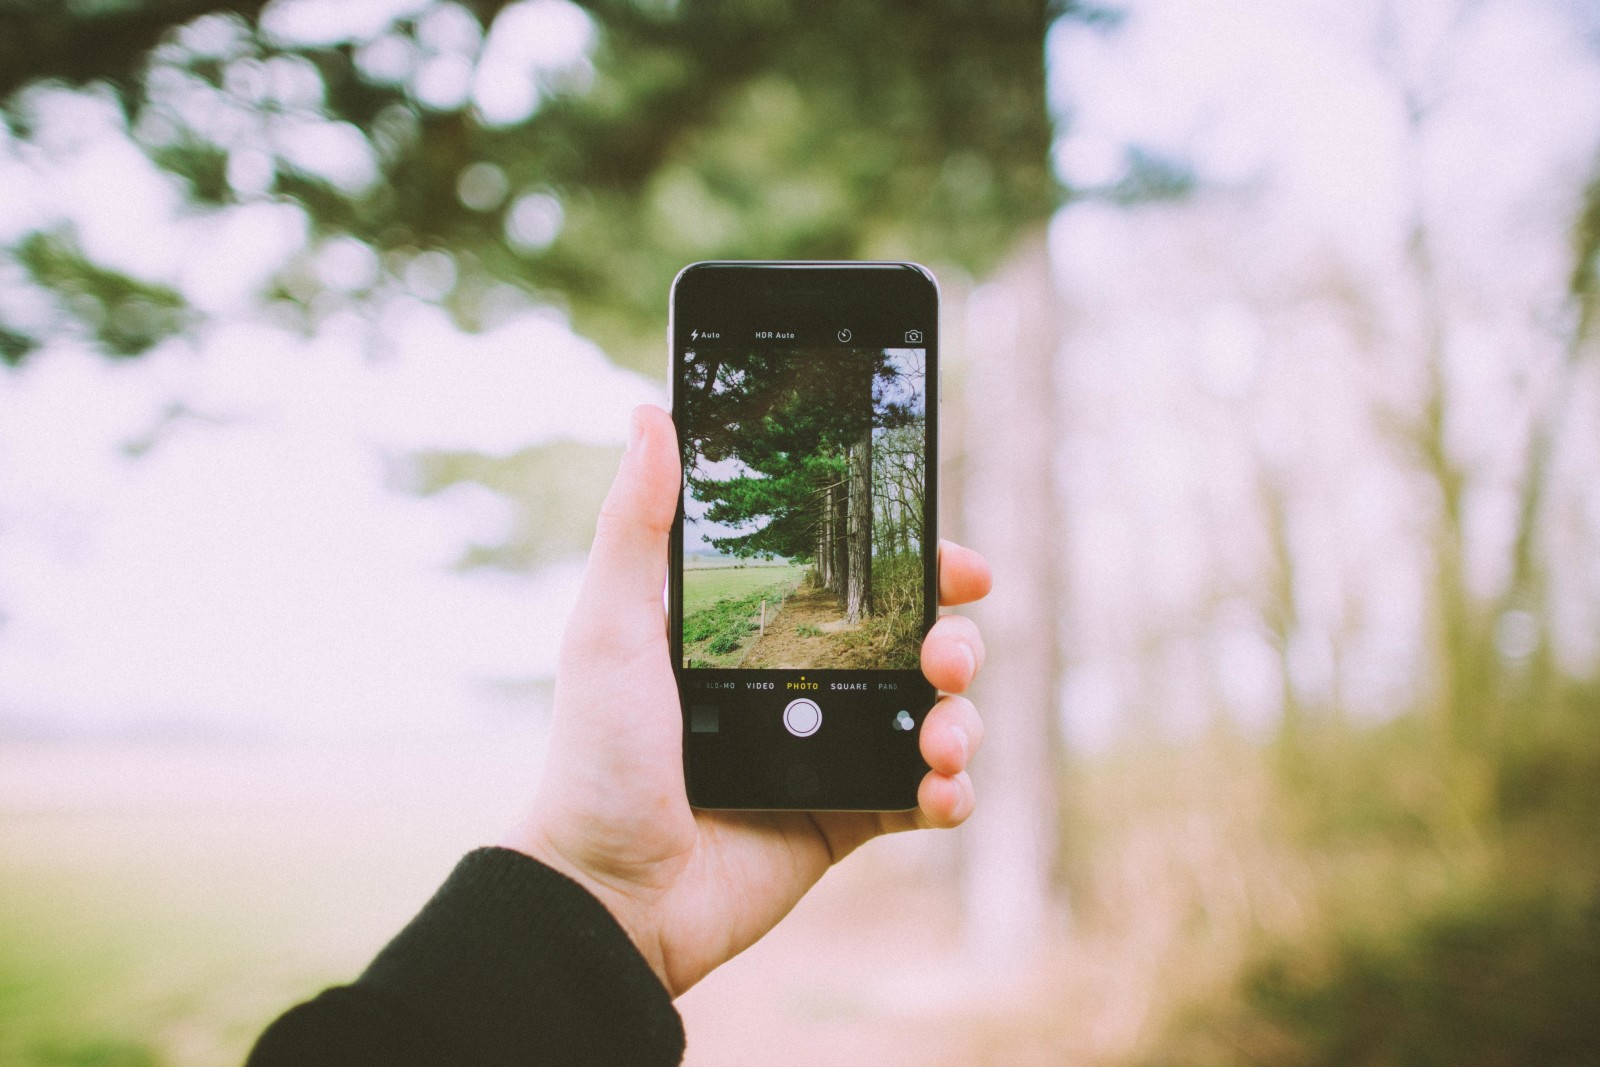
679 346 926 671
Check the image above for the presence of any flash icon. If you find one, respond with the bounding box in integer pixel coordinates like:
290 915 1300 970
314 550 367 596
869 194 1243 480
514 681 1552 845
690 329 700 341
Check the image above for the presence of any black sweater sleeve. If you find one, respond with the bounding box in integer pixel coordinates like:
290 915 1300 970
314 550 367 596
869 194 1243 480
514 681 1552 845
246 847 685 1067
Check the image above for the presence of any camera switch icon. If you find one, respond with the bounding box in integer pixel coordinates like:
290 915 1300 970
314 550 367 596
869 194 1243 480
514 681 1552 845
904 330 923 344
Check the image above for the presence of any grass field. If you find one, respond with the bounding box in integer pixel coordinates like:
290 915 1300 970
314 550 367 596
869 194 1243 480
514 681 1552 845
682 564 805 666
683 563 806 617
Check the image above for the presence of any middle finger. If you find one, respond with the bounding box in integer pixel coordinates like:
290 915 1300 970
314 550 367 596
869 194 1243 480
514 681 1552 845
920 614 985 694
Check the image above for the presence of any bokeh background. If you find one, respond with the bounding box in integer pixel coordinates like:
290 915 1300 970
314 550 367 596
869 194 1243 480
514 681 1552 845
3 0 1600 1064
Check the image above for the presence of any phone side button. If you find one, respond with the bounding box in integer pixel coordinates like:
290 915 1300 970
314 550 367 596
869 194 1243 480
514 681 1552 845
785 762 820 799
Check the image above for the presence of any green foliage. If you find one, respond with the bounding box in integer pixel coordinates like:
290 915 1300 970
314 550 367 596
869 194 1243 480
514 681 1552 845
149 136 232 205
1236 892 1600 1067
502 0 1061 366
683 591 766 644
0 890 169 1067
0 1 270 105
682 588 761 662
682 346 917 559
1147 682 1600 1067
14 229 188 359
1 0 1065 370
706 630 744 656
27 1039 161 1067
0 319 37 365
846 551 922 668
817 551 921 669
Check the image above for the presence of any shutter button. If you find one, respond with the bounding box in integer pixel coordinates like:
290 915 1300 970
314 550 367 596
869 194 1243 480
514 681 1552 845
783 698 822 737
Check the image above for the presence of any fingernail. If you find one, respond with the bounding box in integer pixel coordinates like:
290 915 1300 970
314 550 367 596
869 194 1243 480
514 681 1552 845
960 642 977 679
956 728 970 766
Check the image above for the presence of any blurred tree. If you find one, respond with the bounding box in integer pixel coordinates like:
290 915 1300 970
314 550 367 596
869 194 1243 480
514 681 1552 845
1 0 1079 959
1378 6 1595 798
2 0 1064 370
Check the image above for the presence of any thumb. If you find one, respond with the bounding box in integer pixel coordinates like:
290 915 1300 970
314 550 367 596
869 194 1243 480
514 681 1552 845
568 405 681 642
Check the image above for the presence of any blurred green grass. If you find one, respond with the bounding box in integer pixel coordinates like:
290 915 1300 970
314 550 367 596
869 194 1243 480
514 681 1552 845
0 742 544 1067
1126 699 1600 1067
0 847 238 1067
5 713 1599 1067
1 821 304 1067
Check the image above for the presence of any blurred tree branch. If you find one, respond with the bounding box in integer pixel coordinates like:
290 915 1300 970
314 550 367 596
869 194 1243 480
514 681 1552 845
2 0 1067 370
0 0 273 103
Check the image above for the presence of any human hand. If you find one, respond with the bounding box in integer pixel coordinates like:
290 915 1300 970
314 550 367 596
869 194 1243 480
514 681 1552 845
502 404 991 997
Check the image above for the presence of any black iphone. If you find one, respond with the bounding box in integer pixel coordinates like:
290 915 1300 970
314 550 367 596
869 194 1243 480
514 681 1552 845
669 261 939 810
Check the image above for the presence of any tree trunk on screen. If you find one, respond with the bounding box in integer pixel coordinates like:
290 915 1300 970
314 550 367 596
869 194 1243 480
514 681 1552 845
831 479 849 596
818 485 834 588
956 229 1066 965
846 432 873 622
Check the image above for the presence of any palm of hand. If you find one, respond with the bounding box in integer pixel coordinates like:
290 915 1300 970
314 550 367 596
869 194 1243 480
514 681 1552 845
506 406 987 997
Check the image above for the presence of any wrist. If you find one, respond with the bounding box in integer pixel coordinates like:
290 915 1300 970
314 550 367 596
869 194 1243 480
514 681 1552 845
498 821 673 994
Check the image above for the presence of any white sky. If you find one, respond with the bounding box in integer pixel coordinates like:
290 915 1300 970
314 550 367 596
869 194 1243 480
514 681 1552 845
0 62 658 738
0 306 658 739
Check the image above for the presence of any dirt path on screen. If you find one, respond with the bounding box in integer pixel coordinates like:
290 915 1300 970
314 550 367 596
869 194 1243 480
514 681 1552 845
739 586 857 669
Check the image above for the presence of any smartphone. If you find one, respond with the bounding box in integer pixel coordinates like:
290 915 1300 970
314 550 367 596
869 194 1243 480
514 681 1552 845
669 261 939 810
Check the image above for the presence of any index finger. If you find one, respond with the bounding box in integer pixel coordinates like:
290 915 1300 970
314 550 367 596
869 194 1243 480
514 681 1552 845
938 540 992 606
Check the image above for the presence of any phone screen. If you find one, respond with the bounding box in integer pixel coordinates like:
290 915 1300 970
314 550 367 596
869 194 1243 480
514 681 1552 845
670 262 937 810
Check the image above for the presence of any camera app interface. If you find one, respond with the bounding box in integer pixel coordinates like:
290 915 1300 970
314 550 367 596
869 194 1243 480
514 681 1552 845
678 345 927 672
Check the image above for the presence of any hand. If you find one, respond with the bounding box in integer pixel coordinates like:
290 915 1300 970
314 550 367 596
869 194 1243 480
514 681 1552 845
502 404 991 997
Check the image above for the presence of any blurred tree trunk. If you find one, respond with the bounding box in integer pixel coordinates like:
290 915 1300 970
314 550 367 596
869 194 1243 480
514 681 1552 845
1392 78 1496 768
957 229 1067 963
1260 467 1307 755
